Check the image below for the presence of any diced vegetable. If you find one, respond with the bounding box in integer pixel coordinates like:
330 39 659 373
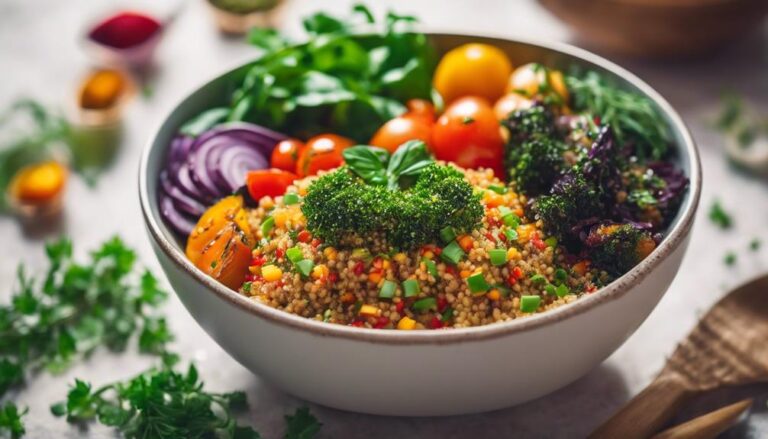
397 317 417 330
246 169 297 201
351 248 371 260
286 246 303 263
283 192 301 205
555 284 570 298
262 265 283 282
530 274 546 284
487 184 508 194
554 268 568 283
194 224 251 290
422 258 438 277
440 241 465 265
412 297 437 312
186 195 251 265
489 248 507 266
544 236 558 247
359 305 381 317
295 259 314 278
520 295 541 313
379 280 397 299
261 216 275 237
505 228 519 241
544 284 556 295
498 206 520 227
402 279 420 297
440 226 457 244
466 273 490 294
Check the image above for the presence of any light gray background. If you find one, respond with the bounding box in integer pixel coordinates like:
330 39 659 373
1 0 767 437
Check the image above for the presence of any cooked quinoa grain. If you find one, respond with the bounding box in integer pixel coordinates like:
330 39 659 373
240 164 605 330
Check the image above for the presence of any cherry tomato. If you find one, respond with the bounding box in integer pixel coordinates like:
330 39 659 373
246 169 298 201
431 97 505 178
507 63 569 103
369 116 433 153
433 43 513 104
296 134 354 177
404 99 436 124
270 139 305 172
493 93 534 121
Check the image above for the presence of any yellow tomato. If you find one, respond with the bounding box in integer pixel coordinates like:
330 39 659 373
507 63 569 103
434 43 513 104
493 93 534 121
9 161 67 204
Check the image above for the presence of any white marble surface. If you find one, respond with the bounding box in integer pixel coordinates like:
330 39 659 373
1 0 767 437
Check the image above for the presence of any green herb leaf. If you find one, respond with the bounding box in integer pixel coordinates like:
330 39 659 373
0 402 27 438
285 406 322 439
709 200 733 229
386 140 433 189
179 107 230 137
342 145 389 185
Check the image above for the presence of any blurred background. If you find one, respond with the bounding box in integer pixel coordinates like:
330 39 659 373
1 0 767 437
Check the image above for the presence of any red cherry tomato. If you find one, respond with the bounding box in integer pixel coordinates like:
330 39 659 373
369 116 433 154
246 169 298 201
270 139 305 172
431 97 505 178
296 134 354 177
404 99 436 124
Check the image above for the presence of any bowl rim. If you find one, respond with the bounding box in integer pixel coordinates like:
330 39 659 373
139 30 701 345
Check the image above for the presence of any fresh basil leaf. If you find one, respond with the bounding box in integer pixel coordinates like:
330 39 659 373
247 28 291 52
179 108 229 137
386 140 432 189
303 12 348 35
343 146 388 185
352 4 375 23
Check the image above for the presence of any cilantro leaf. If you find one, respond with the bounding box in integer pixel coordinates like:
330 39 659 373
709 200 733 230
284 406 322 439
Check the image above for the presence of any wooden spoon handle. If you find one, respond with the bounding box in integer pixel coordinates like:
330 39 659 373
651 398 752 439
590 374 694 439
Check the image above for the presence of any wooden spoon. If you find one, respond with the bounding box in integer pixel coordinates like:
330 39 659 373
590 275 768 439
651 398 752 439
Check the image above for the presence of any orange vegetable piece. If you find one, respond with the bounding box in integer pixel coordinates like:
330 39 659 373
9 161 67 204
186 195 251 265
195 224 251 290
79 69 127 110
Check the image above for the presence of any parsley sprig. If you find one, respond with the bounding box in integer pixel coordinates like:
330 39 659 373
0 402 26 439
0 237 171 398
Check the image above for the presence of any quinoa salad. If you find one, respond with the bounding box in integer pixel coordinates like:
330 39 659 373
161 14 688 331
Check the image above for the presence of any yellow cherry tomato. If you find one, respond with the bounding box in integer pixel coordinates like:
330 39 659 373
493 93 534 121
507 63 569 103
434 43 513 104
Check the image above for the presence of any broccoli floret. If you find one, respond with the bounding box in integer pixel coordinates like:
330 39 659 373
585 223 656 276
301 164 482 250
533 173 604 248
502 104 555 145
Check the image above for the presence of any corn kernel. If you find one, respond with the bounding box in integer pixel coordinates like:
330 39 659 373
261 265 282 282
393 252 407 263
483 191 504 208
422 250 434 259
360 305 381 317
507 247 521 261
458 235 474 252
368 271 382 284
460 270 472 279
273 210 289 228
397 316 417 330
312 264 329 280
323 246 338 260
487 289 501 301
382 260 391 269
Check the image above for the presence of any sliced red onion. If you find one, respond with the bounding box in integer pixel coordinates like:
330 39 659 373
159 192 196 236
159 170 207 217
157 121 288 237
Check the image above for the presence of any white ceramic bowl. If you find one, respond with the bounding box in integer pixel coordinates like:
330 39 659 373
139 32 701 416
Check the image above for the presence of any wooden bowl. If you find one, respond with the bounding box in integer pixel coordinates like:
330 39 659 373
538 0 768 58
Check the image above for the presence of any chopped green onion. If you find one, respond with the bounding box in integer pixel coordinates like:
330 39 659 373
489 248 508 266
441 307 454 321
283 192 301 205
498 206 520 228
286 246 303 263
261 217 275 236
439 226 457 243
466 273 490 294
295 259 314 277
530 274 547 284
724 252 737 266
520 295 541 313
422 258 438 277
412 297 437 312
544 237 558 248
555 284 570 298
351 248 371 260
441 241 465 265
544 284 556 295
402 279 420 297
505 228 519 241
379 280 397 299
493 284 511 297
487 184 508 194
554 268 568 283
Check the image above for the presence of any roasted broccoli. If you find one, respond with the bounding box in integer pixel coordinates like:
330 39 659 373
585 223 656 276
533 172 604 248
302 164 482 249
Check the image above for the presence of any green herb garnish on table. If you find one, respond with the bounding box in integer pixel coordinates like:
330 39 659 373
0 402 26 439
709 200 733 229
0 237 170 398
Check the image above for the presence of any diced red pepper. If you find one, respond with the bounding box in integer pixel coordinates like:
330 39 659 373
349 320 365 327
395 301 405 313
437 297 448 312
487 216 500 228
353 261 365 276
373 258 383 269
444 265 457 277
512 266 523 279
328 272 338 283
498 231 508 242
507 275 517 286
275 248 284 259
374 316 390 329
485 232 496 242
429 316 444 329
433 246 442 256
311 238 321 248
250 256 266 267
531 233 547 251
297 230 311 243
